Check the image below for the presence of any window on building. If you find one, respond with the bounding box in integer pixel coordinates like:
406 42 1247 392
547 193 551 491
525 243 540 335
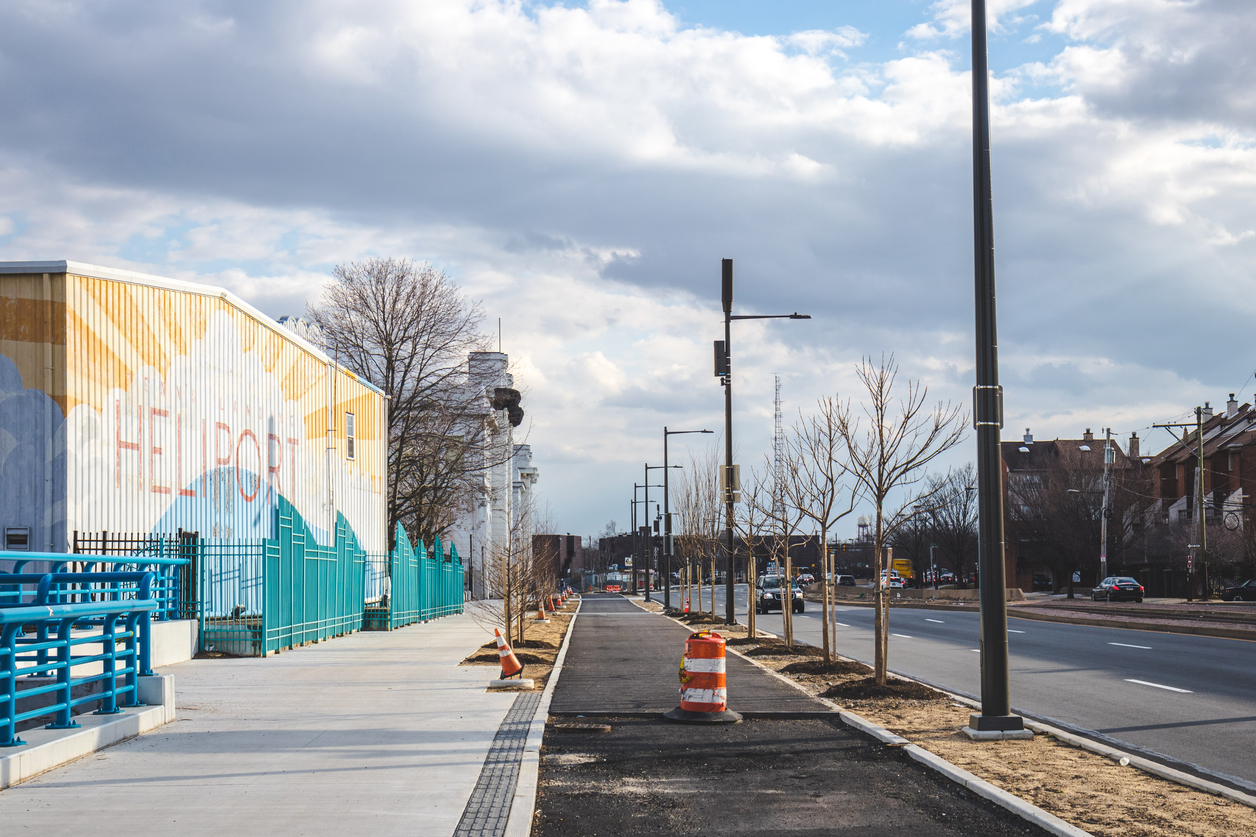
4 527 30 550
346 412 355 460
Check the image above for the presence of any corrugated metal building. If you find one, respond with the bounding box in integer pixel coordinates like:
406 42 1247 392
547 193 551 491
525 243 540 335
0 261 387 555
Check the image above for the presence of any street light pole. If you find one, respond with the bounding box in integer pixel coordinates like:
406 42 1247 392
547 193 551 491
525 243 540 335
644 464 683 602
631 483 664 596
969 0 1023 734
718 259 810 625
1100 427 1113 579
663 428 713 611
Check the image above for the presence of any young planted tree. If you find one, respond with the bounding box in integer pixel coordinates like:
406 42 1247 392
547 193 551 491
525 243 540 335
783 399 859 662
751 452 810 648
734 470 770 639
837 355 966 685
674 445 723 621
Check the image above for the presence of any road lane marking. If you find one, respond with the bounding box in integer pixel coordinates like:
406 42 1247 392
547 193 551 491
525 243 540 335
971 649 980 652
892 633 913 639
1125 679 1191 693
833 622 850 627
1007 629 1025 633
1109 642 1152 650
926 618 944 623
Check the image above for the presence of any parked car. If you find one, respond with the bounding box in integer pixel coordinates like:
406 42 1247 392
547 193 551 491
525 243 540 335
835 574 856 587
1221 579 1256 601
796 573 815 585
1091 577 1144 603
755 576 805 614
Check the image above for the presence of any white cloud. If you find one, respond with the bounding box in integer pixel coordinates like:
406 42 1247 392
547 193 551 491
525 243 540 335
1 0 1256 534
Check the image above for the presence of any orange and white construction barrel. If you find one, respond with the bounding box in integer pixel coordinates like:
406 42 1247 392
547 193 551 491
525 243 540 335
663 631 742 724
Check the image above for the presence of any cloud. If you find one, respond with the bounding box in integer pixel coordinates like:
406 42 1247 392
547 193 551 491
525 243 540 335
1 0 1255 534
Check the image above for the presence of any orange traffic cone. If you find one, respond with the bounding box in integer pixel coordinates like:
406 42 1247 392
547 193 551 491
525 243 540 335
684 596 690 614
535 603 550 623
494 629 524 679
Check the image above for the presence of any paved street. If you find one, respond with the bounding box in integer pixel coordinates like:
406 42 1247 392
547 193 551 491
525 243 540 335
691 584 1256 788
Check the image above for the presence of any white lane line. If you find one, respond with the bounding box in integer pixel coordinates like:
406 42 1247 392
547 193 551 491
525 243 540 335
892 633 913 639
971 649 981 653
1125 679 1192 694
1007 629 1025 634
833 621 850 627
925 618 945 623
1109 642 1152 650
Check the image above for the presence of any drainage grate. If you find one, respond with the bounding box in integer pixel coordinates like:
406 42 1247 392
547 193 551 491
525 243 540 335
453 691 543 837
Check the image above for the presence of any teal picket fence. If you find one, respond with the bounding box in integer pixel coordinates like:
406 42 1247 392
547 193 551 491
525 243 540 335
199 496 365 656
372 526 464 631
198 501 465 653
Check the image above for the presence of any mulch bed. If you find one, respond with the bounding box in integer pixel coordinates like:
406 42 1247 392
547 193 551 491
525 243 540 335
780 659 872 677
820 676 946 702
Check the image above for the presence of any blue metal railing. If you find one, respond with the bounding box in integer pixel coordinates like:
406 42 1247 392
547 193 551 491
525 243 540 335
1 550 188 621
2 589 158 748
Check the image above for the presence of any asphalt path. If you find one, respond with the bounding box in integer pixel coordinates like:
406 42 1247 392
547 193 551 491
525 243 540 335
670 583 1256 789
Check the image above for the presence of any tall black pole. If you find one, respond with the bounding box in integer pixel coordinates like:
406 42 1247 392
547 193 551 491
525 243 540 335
644 464 651 602
970 0 1022 733
723 259 737 625
630 495 637 595
663 429 671 610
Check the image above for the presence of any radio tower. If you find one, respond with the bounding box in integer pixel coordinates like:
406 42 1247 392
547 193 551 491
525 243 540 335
773 375 785 528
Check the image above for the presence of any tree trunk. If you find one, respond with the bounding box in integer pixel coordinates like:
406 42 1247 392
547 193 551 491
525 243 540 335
709 555 716 620
821 532 831 662
874 503 888 686
783 539 794 648
747 540 757 639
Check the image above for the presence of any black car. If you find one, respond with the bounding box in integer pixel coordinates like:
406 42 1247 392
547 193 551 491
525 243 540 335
1221 579 1256 602
1091 576 1144 603
755 576 804 614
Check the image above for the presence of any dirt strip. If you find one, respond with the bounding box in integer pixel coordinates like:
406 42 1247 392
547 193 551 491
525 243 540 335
460 604 577 690
735 636 1256 837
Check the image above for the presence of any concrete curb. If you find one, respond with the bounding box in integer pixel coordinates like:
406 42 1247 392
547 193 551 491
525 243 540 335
720 643 1096 837
503 598 580 837
0 674 176 790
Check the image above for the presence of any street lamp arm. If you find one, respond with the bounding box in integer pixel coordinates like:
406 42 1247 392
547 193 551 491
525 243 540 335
730 313 812 320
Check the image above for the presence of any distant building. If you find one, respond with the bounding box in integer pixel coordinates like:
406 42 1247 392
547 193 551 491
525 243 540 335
444 351 538 599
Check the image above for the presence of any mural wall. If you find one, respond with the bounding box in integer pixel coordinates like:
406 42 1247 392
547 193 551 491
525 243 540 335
0 264 387 555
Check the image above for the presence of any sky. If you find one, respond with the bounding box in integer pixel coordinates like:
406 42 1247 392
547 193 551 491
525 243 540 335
2 0 1255 539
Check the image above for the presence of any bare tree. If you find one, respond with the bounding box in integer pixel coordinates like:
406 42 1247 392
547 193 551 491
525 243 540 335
674 445 722 620
309 257 497 546
837 355 966 685
783 399 859 662
467 493 552 645
734 469 770 638
751 451 810 648
906 465 978 586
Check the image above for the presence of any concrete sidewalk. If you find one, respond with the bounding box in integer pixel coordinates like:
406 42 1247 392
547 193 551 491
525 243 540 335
550 595 825 715
0 612 515 837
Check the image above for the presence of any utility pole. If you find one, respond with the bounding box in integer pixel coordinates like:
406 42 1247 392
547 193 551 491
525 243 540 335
1196 407 1209 600
967 0 1023 735
716 259 809 625
1100 427 1113 579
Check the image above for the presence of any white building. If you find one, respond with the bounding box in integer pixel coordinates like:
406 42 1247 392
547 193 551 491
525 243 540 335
447 351 538 599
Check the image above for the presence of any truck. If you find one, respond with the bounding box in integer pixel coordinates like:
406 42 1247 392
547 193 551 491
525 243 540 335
892 557 915 586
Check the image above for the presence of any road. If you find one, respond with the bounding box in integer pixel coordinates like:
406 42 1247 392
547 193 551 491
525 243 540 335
671 583 1256 789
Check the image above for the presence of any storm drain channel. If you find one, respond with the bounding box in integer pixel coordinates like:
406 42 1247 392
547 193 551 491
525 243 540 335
453 691 543 837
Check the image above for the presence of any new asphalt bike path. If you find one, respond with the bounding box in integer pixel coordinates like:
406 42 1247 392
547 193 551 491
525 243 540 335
534 594 1055 837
